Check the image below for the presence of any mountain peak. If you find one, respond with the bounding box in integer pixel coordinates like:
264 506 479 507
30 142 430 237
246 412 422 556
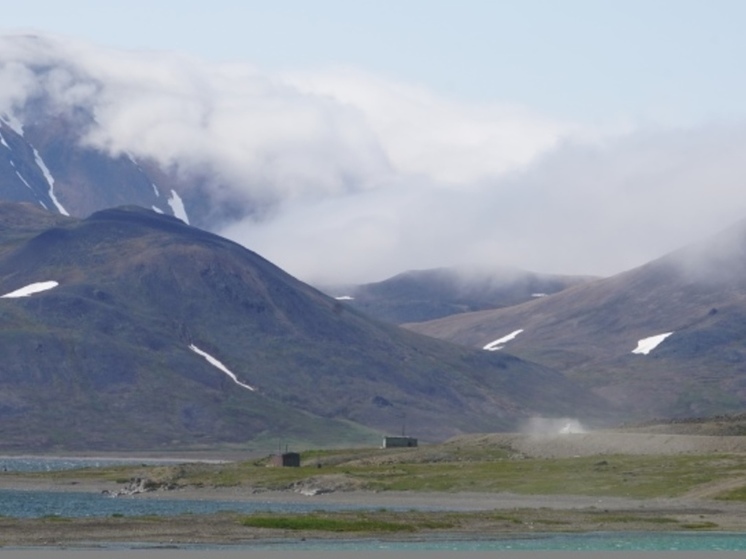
407 215 746 422
0 202 611 451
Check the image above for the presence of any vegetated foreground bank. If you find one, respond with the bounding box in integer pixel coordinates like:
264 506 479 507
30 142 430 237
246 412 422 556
0 506 737 547
3 430 746 545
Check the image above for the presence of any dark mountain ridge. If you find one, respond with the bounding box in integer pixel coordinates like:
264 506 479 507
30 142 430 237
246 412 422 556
407 218 746 420
0 106 238 230
320 266 594 324
0 203 611 451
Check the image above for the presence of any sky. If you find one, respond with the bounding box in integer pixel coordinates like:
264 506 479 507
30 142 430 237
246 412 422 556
3 1 746 284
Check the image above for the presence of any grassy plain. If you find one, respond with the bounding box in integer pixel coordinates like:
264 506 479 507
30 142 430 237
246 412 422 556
5 433 746 545
22 437 746 501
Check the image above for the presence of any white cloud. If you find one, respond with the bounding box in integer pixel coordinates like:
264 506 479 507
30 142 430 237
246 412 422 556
283 67 573 184
0 61 37 119
0 34 394 208
226 123 746 284
1 33 745 285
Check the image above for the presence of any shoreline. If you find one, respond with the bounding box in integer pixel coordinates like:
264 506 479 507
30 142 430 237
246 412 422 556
2 472 745 512
2 434 746 547
0 478 745 546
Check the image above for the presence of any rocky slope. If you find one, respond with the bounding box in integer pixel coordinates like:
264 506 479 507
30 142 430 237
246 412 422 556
407 218 746 420
0 202 612 451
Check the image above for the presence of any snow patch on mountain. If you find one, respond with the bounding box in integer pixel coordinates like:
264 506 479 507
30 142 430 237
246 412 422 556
0 132 8 149
15 171 32 190
334 295 355 301
168 189 189 224
189 344 255 392
1 281 59 298
31 147 69 216
483 329 524 351
632 332 673 355
151 206 164 214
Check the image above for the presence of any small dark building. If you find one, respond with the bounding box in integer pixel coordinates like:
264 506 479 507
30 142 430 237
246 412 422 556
269 452 301 467
382 436 418 448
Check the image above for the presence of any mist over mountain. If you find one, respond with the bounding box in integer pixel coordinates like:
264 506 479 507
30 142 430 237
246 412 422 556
2 33 746 286
0 72 257 231
320 266 594 324
407 218 746 420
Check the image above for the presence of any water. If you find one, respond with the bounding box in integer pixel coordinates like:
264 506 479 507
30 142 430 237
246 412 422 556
0 489 398 519
62 532 746 552
0 456 202 473
262 532 746 551
159 532 746 551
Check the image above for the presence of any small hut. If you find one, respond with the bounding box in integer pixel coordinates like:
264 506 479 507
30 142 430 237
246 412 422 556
382 436 418 448
269 452 301 467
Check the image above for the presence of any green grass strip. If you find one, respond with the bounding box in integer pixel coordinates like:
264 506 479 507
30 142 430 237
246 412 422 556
241 514 415 533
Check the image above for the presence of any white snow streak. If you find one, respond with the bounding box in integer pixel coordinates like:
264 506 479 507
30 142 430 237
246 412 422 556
334 295 355 300
483 329 524 351
168 189 190 224
31 147 69 216
152 183 160 197
151 206 164 214
1 281 59 298
0 132 8 149
189 344 255 391
15 171 32 190
632 332 673 355
531 293 548 298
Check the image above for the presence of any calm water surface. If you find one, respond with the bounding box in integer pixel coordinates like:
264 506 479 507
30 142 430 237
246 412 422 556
166 532 746 551
57 532 746 552
0 488 400 518
0 456 207 472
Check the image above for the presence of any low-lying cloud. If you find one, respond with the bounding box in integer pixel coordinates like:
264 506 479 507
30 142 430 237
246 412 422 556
1 33 745 285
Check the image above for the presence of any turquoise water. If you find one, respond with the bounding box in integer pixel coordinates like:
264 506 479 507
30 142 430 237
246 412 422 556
0 456 193 472
80 532 746 552
199 532 746 551
0 489 402 518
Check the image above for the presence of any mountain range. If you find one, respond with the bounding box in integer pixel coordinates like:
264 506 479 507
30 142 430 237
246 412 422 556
406 218 746 420
0 202 610 451
0 111 203 227
320 267 594 324
2 42 746 451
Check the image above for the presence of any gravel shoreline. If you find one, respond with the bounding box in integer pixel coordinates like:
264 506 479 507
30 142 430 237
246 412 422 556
1 477 746 547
